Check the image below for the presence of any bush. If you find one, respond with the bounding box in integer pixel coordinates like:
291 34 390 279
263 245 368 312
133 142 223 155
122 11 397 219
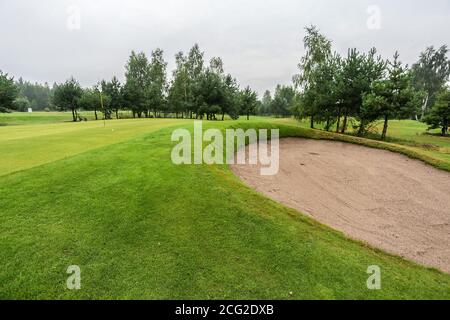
12 97 31 112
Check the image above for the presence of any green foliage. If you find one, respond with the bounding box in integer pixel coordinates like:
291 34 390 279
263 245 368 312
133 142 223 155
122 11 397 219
221 74 240 120
52 77 83 121
16 78 53 110
258 90 272 115
5 43 258 122
123 51 149 117
78 88 108 120
361 52 422 139
295 53 340 128
12 96 31 112
188 55 244 120
194 66 224 120
168 51 190 118
146 48 168 117
239 86 258 120
361 80 391 134
292 26 388 132
271 85 295 118
293 25 332 90
292 25 335 127
0 71 18 113
101 76 123 119
121 44 249 121
185 44 206 116
411 45 450 115
423 87 450 135
336 48 386 133
290 25 438 140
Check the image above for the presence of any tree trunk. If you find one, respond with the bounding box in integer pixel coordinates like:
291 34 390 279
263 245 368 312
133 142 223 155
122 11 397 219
115 110 119 119
325 116 331 131
310 115 314 129
341 109 348 134
94 108 98 121
421 93 429 120
247 112 249 120
336 108 341 133
358 120 365 136
442 118 448 136
71 108 77 122
222 112 225 121
381 114 389 140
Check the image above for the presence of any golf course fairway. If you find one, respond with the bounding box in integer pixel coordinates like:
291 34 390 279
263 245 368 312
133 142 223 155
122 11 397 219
1 118 450 299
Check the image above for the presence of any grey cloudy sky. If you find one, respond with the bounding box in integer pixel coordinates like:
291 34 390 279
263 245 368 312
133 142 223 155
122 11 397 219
1 0 449 95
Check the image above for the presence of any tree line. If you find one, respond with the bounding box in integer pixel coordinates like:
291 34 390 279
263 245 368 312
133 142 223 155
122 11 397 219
5 44 257 122
287 25 450 138
1 29 449 136
1 44 259 121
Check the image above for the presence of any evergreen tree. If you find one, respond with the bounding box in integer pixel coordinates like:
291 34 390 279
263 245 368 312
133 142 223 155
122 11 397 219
423 88 450 136
0 71 18 112
52 77 83 121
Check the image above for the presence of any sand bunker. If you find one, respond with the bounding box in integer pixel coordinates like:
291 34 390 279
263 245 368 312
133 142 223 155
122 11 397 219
231 138 450 273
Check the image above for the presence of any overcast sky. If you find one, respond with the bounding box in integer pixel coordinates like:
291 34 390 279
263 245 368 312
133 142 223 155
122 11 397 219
1 0 449 95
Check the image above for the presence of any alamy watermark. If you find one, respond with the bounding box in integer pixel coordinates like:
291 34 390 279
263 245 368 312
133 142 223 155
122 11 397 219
366 5 382 30
366 265 381 290
66 5 81 31
171 121 279 175
66 265 81 290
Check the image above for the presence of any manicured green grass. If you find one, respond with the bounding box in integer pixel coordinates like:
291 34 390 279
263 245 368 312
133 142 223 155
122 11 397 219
0 118 192 176
1 116 450 299
0 112 87 126
0 111 144 126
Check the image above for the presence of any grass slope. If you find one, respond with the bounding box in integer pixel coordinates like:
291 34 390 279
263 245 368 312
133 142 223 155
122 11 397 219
1 119 450 299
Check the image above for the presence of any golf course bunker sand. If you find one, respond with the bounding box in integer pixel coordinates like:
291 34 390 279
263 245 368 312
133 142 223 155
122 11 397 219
231 138 450 273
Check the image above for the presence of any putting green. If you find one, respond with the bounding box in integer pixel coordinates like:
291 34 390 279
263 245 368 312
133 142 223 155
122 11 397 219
0 118 191 176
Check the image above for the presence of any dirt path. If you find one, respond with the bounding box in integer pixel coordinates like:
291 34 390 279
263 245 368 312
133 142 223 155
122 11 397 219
231 138 450 273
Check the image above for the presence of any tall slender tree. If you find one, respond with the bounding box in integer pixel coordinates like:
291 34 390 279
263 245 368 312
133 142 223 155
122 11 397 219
168 51 189 118
293 25 332 128
146 48 167 117
186 44 205 118
411 45 450 118
123 51 149 118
